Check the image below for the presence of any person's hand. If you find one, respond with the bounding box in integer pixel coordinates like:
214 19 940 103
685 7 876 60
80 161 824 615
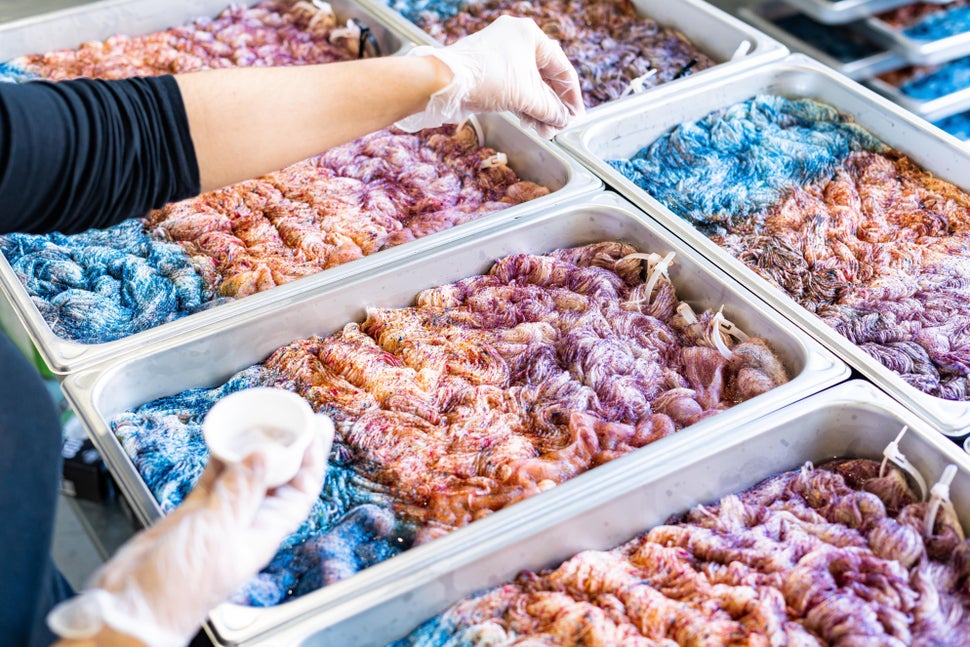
396 15 585 138
47 434 326 647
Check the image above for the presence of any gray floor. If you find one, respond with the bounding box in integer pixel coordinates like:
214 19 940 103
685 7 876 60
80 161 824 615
52 497 130 589
52 497 103 590
52 417 138 590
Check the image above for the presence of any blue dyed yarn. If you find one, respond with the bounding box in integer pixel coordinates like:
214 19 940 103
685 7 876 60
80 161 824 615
774 13 881 62
388 0 464 23
607 95 887 235
111 369 416 607
904 5 970 40
288 504 412 598
387 603 475 647
111 366 280 511
0 60 36 83
900 56 970 99
0 219 215 344
934 110 970 139
234 489 411 605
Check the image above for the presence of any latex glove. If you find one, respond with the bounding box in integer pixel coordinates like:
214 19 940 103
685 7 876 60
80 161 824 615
396 15 585 138
47 434 326 647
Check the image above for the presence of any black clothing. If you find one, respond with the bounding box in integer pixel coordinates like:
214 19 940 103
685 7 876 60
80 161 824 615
0 333 73 647
0 74 200 644
0 75 200 234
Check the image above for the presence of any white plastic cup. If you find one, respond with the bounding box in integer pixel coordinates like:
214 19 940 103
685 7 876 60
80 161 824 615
203 387 333 487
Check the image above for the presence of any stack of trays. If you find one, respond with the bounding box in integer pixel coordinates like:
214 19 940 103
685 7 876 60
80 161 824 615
740 0 904 80
61 192 848 645
558 54 970 438
0 0 601 376
740 0 970 142
222 380 970 645
355 0 788 123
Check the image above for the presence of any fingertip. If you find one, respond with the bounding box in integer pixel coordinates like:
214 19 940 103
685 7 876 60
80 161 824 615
241 450 268 477
520 115 556 139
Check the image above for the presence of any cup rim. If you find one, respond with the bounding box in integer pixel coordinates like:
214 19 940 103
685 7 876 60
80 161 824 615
203 387 319 483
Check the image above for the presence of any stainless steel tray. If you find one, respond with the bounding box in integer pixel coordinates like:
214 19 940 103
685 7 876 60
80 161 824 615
60 192 848 646
356 0 788 125
864 64 970 121
0 0 601 377
245 379 970 646
557 54 970 436
740 1 904 80
781 0 919 24
861 5 970 65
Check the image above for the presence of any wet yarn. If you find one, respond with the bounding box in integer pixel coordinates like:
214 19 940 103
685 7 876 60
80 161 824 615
110 364 416 606
878 1 970 29
0 220 216 343
774 12 882 62
609 95 970 401
0 61 35 83
879 56 970 100
111 242 789 606
391 0 465 21
9 0 362 80
1 0 545 344
934 109 970 138
391 459 970 646
904 4 970 40
148 125 546 299
111 366 278 511
609 95 887 235
386 0 715 108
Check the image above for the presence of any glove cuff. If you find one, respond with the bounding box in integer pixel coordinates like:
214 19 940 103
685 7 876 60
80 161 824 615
48 589 189 647
395 46 474 132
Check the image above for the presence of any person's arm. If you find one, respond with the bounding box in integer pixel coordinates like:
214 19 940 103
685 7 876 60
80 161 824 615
0 16 582 236
0 75 199 235
54 626 146 647
0 60 441 236
180 15 583 193
177 55 452 193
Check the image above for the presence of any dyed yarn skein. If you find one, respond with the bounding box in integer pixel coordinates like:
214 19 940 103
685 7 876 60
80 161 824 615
112 242 790 606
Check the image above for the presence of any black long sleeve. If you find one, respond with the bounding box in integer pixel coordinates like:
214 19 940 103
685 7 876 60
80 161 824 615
0 75 200 235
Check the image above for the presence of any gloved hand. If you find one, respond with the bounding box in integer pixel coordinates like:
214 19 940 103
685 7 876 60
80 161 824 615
396 15 585 138
47 433 326 647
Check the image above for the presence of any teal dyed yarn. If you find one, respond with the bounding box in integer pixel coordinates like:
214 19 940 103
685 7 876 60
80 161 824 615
0 219 216 344
608 95 887 235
